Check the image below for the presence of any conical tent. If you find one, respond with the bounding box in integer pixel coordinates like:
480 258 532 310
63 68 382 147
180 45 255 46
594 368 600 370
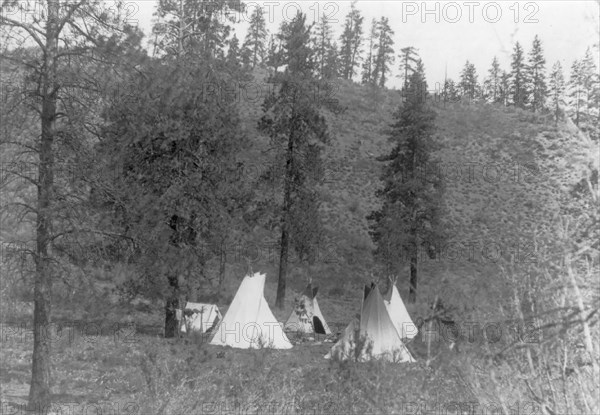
324 283 375 360
210 272 292 349
284 283 331 335
325 284 415 363
180 302 221 334
360 286 415 362
383 282 418 340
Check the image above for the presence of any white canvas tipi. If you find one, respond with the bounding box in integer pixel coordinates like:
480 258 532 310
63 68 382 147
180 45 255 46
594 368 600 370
384 280 418 340
180 302 221 334
325 284 415 362
210 272 292 349
285 283 331 335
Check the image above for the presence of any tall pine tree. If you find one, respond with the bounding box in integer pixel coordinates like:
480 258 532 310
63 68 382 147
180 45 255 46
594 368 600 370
368 68 445 303
548 61 566 124
510 41 528 108
226 33 241 70
443 78 459 103
459 60 479 99
568 60 585 126
361 19 377 85
581 47 600 124
338 1 363 81
241 5 268 69
99 56 247 338
313 13 334 79
258 12 331 308
0 1 139 408
323 41 339 79
265 34 283 73
499 70 510 106
483 56 502 103
527 35 547 112
152 0 241 59
398 46 420 92
372 17 395 88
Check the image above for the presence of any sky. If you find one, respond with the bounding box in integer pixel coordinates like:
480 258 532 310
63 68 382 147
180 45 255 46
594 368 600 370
130 1 599 89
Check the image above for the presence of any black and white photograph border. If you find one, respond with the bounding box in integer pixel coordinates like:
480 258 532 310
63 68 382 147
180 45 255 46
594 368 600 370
1 1 598 414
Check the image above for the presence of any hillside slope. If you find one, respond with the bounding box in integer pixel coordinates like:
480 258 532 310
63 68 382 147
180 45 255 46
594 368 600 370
234 74 597 321
2 71 595 332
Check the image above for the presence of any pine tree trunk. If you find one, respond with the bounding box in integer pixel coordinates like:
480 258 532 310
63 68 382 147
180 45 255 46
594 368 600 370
164 275 180 338
28 1 58 408
404 54 409 92
29 254 52 409
575 88 580 126
350 38 359 81
276 225 289 309
276 125 295 309
319 37 324 78
408 251 418 303
218 245 226 290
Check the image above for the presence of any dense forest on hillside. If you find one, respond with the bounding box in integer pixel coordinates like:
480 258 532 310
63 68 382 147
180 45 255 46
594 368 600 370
0 1 598 413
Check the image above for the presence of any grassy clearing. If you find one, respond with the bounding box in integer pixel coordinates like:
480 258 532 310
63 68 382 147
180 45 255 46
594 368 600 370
0 257 541 414
0 311 475 414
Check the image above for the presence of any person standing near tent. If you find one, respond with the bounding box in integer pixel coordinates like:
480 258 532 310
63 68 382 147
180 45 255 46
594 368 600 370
285 283 331 336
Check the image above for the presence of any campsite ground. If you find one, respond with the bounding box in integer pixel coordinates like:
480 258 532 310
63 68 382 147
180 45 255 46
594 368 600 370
0 254 538 414
1 287 480 415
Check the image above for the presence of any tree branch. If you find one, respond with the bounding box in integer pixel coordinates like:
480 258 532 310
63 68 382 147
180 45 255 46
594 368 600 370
0 16 45 50
56 0 86 35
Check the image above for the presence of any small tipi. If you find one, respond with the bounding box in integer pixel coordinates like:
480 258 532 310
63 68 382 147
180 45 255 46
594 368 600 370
210 272 293 349
180 302 221 334
325 284 415 362
383 278 418 340
285 283 331 335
